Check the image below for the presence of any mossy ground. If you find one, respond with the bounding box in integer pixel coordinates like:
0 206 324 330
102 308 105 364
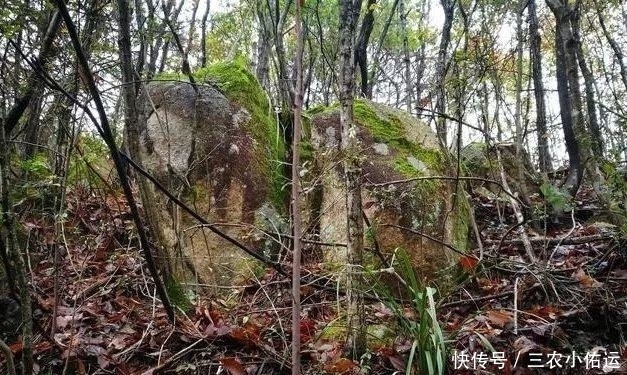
165 275 193 313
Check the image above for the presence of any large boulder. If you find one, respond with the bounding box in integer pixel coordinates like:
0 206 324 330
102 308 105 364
304 100 469 280
134 63 469 292
135 62 286 290
461 142 540 205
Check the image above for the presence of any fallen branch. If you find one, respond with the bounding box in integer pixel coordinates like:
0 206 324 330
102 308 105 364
484 233 613 247
439 290 514 309
0 338 17 375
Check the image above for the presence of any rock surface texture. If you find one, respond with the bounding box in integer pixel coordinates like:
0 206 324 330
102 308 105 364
135 64 468 290
305 100 469 280
135 63 285 289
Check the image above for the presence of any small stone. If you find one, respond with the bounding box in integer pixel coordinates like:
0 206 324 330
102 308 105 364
372 143 389 155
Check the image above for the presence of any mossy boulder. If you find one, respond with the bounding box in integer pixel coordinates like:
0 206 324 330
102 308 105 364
135 62 286 290
304 99 469 280
461 142 540 204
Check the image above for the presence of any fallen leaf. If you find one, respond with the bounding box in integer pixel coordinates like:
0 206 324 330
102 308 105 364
220 357 247 375
387 355 405 371
530 305 561 320
459 255 479 271
485 310 513 328
512 336 537 354
323 358 356 374
572 268 603 288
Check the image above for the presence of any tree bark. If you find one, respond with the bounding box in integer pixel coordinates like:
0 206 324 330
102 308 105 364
354 0 376 97
291 1 304 372
572 7 603 158
434 0 455 147
547 0 583 195
200 1 211 67
399 0 412 112
514 0 525 146
255 2 271 90
338 0 365 360
529 0 552 172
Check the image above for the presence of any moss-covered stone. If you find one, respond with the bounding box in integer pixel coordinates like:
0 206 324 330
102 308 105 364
305 99 469 281
136 62 288 293
156 60 287 210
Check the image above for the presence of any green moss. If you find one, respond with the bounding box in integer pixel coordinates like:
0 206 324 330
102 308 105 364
156 61 287 212
319 319 346 341
353 100 444 175
165 276 192 313
366 324 396 347
200 62 286 210
354 100 406 148
306 103 338 116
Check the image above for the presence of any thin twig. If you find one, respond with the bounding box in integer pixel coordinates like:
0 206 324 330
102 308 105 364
366 175 525 205
0 338 17 375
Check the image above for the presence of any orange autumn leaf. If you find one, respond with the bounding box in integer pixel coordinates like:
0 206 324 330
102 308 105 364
572 268 602 288
530 305 562 319
459 255 479 271
485 309 514 328
323 358 356 374
220 357 247 375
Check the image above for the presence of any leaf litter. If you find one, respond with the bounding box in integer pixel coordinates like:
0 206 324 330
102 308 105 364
1 182 626 374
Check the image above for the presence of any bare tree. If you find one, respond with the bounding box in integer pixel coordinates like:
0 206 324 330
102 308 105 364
434 0 455 147
529 0 552 172
338 0 365 360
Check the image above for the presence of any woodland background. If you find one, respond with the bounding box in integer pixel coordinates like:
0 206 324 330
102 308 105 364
1 0 627 374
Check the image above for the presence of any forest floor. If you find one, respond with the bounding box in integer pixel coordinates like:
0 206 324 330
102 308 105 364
1 180 626 375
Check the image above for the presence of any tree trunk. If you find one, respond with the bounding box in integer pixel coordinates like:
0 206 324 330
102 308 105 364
338 0 365 360
529 0 552 172
399 0 412 112
365 0 400 99
354 0 376 97
572 7 603 158
594 0 627 92
434 0 455 147
255 2 271 90
514 1 525 146
547 0 583 195
291 1 304 372
200 1 211 68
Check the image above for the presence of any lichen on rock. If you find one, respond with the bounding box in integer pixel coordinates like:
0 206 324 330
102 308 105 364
135 61 287 292
304 99 469 280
